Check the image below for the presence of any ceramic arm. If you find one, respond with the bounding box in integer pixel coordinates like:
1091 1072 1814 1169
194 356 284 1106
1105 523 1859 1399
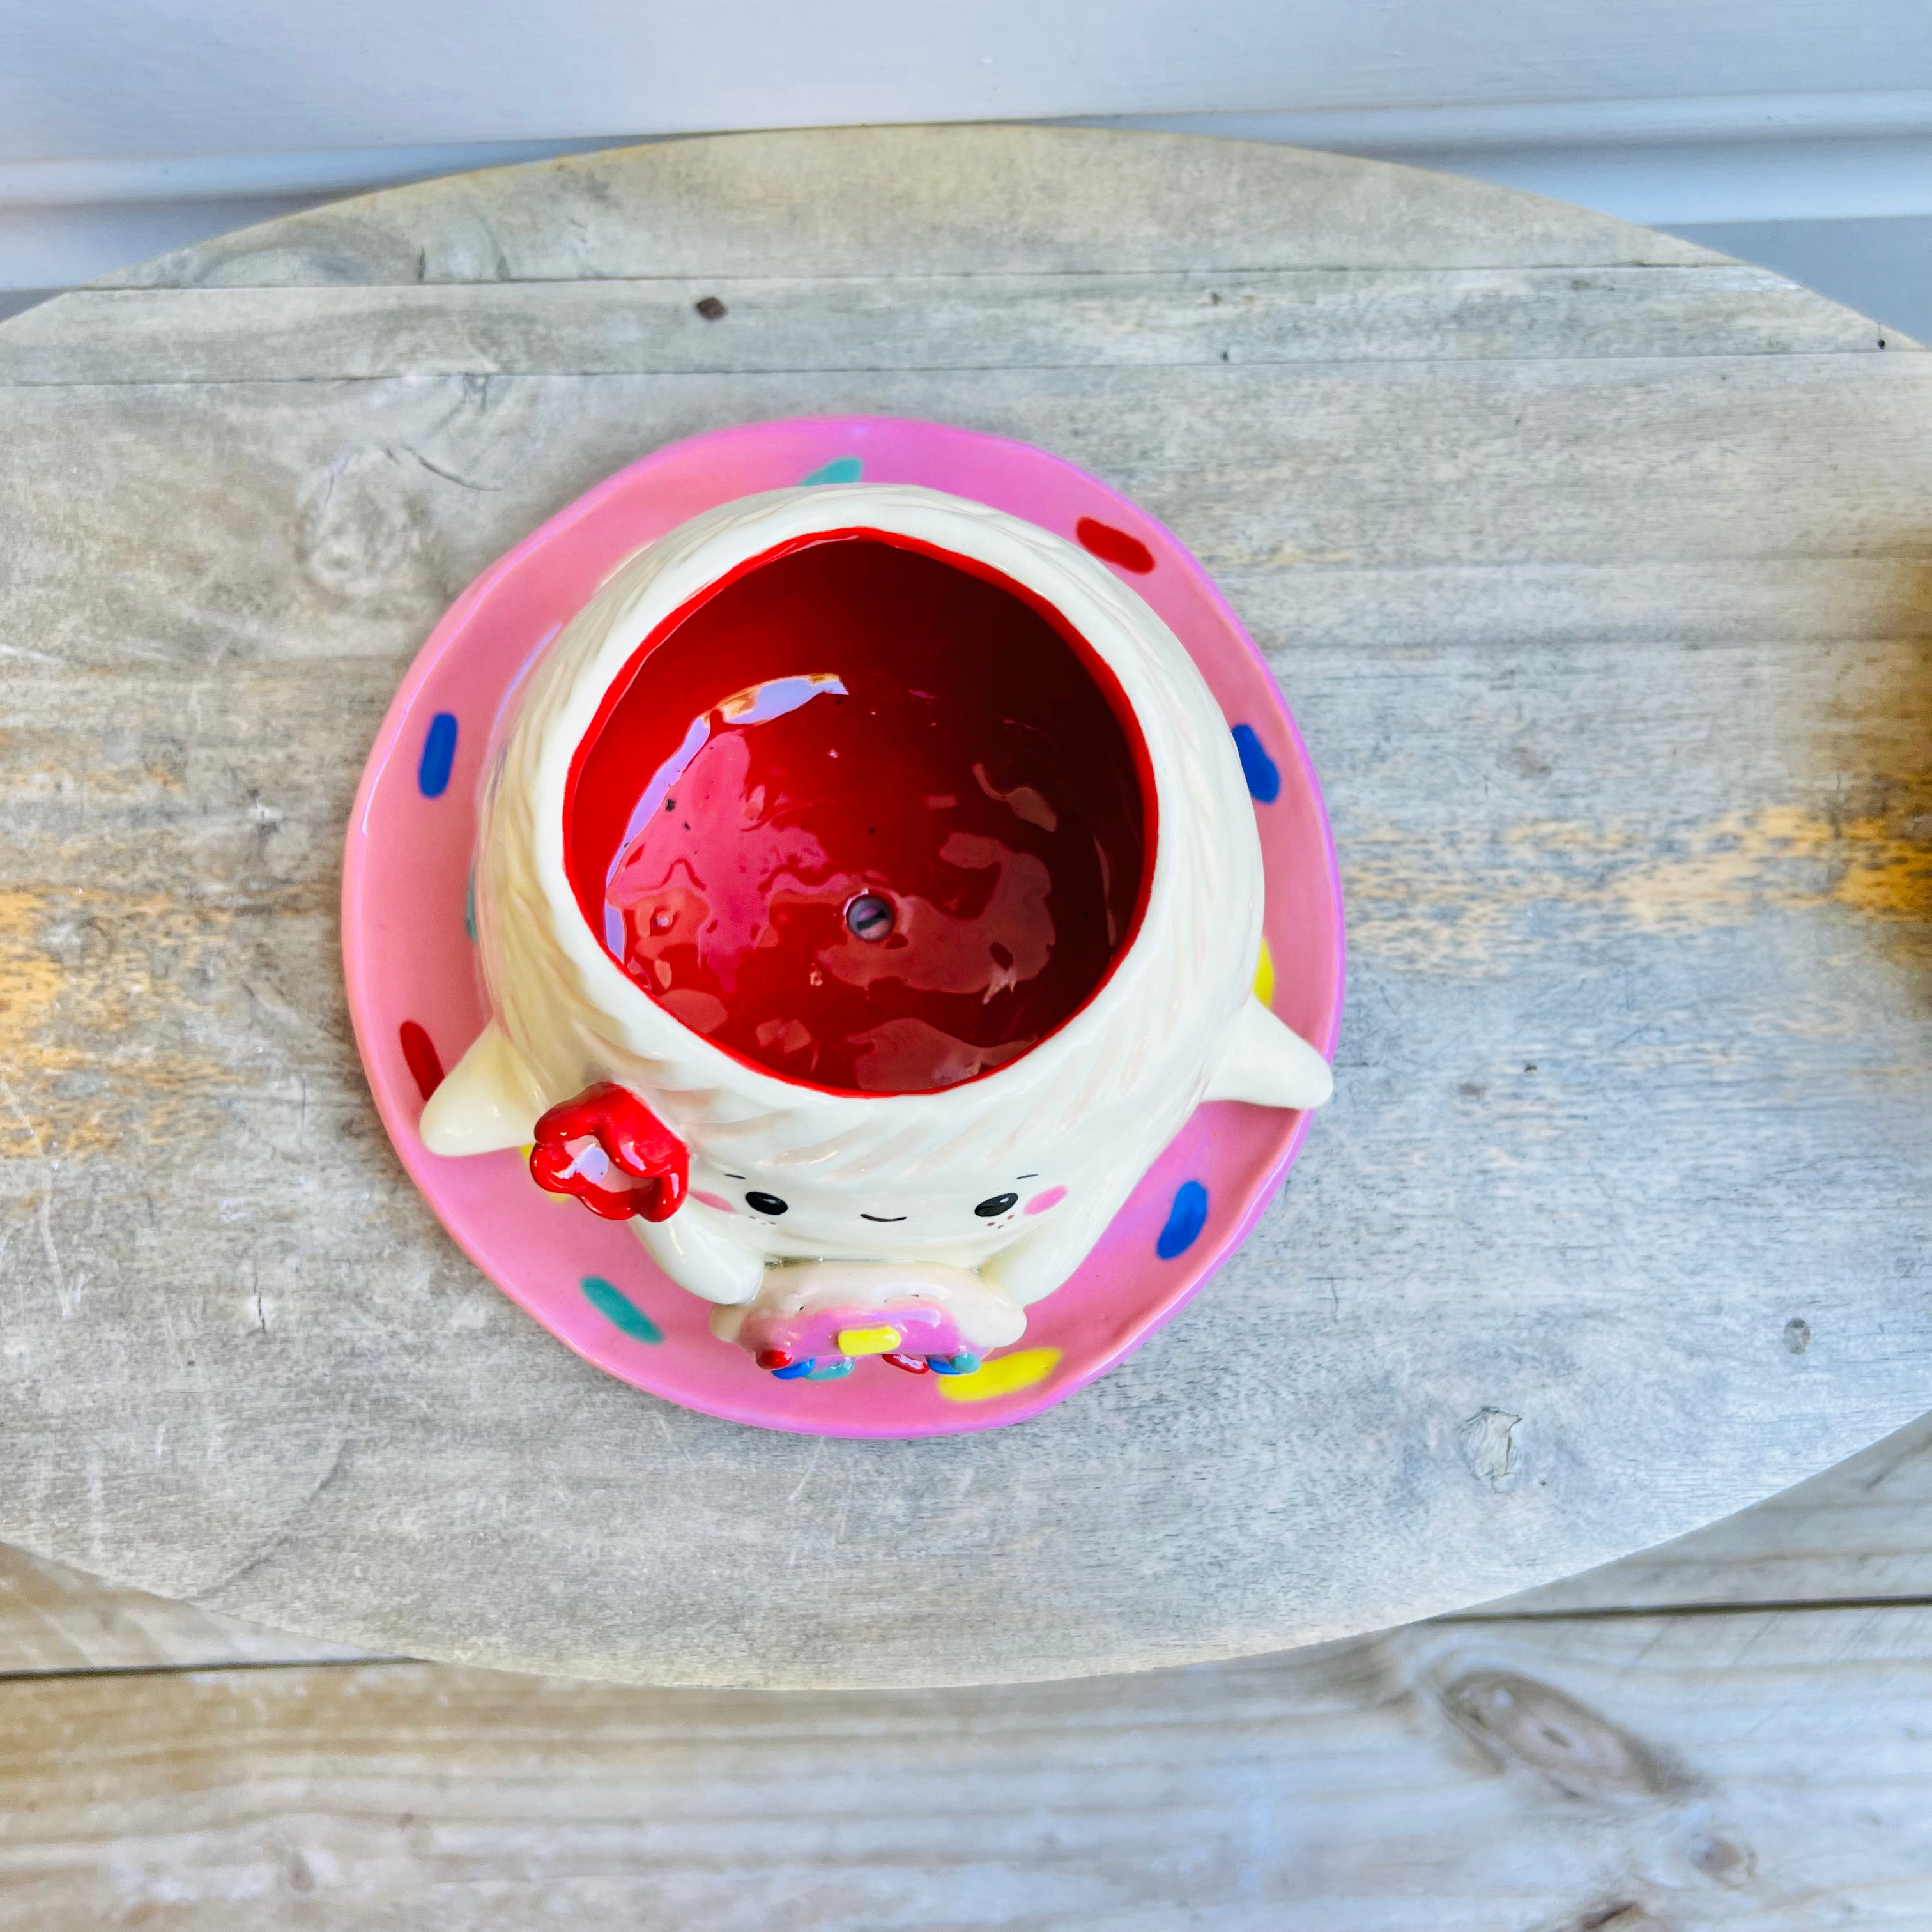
418 1020 546 1154
634 1210 767 1307
1205 998 1333 1110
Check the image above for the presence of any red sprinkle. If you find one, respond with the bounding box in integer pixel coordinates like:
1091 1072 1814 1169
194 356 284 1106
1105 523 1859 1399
399 1020 445 1103
882 1352 931 1374
1075 516 1155 574
756 1348 795 1370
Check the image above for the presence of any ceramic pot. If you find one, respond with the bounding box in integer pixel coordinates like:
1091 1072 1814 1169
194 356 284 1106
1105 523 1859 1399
419 482 1330 1381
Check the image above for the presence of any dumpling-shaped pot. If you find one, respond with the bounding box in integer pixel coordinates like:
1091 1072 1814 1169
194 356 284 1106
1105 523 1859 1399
420 482 1330 1381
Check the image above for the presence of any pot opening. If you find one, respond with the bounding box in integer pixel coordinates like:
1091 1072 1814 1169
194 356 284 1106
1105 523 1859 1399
564 528 1153 1094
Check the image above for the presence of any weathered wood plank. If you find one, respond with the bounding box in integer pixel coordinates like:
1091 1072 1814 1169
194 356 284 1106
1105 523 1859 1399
4 356 1929 672
93 128 1718 289
1 623 1929 1678
1496 1406 1932 1618
4 127 1930 1687
0 264 1896 387
3 1607 1931 1929
0 1543 367 1673
12 1411 1932 1678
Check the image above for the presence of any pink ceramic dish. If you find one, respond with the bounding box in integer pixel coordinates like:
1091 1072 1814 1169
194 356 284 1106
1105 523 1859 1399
342 416 1344 1438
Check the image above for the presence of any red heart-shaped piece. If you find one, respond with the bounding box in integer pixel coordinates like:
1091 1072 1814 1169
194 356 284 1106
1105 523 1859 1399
528 1082 688 1223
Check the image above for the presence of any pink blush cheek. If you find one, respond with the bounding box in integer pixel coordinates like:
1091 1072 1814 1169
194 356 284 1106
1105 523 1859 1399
1024 1187 1067 1216
692 1190 735 1213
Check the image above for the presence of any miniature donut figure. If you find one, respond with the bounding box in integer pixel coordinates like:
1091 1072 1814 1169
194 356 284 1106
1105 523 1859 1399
419 482 1331 1384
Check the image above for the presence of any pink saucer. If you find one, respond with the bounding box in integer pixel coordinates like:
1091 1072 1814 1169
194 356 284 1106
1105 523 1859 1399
342 417 1344 1438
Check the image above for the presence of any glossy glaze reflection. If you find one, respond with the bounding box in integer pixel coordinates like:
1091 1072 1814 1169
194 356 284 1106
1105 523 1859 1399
565 534 1150 1094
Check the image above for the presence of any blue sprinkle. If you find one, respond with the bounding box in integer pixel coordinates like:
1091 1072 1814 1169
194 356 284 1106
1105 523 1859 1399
806 1357 855 1380
1156 1181 1209 1260
464 867 477 944
579 1275 663 1343
928 1352 981 1376
801 456 862 486
772 1358 815 1380
1231 724 1280 804
418 712 459 798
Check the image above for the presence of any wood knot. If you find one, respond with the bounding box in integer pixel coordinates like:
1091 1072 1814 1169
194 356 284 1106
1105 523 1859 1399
1441 1671 1673 1799
295 448 425 600
1457 1407 1522 1489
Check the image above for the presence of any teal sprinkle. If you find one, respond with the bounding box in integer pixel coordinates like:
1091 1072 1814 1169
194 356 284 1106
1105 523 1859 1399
580 1275 664 1344
464 867 477 944
806 1357 855 1380
801 456 862 486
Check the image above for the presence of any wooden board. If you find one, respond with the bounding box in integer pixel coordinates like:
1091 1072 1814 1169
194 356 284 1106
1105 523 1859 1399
6 1386 1930 1662
4 1594 1932 1928
1 126 1929 1688
14 1393 1932 1932
13 1397 1932 1676
0 1542 371 1674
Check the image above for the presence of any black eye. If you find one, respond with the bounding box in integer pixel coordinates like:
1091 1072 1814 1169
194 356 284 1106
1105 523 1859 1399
974 1192 1019 1218
745 1191 789 1216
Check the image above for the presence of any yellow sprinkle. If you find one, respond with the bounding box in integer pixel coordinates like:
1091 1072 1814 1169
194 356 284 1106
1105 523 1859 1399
1251 940 1275 1007
935 1347 1062 1404
836 1325 901 1356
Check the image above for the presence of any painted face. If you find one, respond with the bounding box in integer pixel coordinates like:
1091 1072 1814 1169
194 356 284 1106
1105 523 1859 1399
683 1162 1070 1250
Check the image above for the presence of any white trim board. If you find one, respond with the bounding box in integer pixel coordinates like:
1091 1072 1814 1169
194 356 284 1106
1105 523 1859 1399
1089 95 1932 224
1665 213 1931 342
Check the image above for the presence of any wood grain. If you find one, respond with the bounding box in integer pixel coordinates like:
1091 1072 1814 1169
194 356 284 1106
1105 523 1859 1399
0 265 1890 388
3 126 1931 1687
1492 1406 1932 1617
12 1402 1932 1676
0 1542 367 1674
10 1393 1932 1925
3 1602 1931 1929
92 128 1717 286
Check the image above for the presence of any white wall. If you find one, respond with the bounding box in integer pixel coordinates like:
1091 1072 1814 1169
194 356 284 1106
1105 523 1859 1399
1 0 1929 290
6 0 1930 161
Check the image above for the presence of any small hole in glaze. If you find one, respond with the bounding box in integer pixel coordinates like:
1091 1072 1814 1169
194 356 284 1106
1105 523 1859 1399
845 893 894 942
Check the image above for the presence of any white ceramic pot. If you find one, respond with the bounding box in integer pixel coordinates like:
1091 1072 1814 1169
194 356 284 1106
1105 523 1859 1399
420 482 1330 1377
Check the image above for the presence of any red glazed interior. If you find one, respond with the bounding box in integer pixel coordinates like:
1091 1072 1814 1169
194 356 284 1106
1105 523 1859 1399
564 530 1153 1094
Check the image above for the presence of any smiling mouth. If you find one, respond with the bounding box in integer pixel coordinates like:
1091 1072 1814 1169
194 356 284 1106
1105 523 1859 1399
859 1213 907 1223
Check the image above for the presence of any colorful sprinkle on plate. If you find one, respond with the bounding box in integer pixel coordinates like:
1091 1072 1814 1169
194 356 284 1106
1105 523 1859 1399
418 711 459 798
1252 939 1275 1006
398 1020 444 1103
935 1347 1062 1403
579 1275 664 1344
1156 1180 1209 1260
1231 724 1280 804
1075 516 1155 574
